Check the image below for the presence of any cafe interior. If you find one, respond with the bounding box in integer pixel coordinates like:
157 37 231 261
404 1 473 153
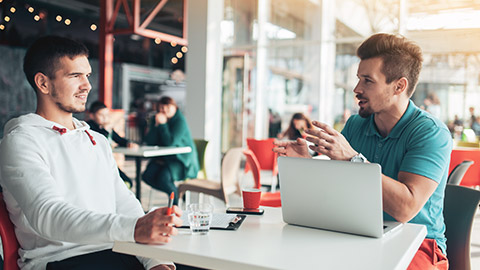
1 0 480 269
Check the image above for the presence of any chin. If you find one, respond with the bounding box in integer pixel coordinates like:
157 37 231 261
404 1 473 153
358 109 373 118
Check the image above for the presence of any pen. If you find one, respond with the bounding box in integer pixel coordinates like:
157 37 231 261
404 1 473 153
166 192 174 215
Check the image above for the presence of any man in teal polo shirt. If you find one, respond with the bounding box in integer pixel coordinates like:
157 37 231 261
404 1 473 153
274 33 451 269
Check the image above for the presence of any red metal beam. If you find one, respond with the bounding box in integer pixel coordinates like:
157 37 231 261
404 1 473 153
99 0 188 108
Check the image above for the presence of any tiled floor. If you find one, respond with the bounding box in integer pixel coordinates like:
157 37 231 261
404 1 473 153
123 158 480 269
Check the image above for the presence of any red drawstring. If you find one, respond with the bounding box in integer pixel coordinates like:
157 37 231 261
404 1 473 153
52 125 96 146
52 126 67 135
84 130 96 145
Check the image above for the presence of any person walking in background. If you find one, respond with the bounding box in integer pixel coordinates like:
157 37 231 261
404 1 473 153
277 112 313 140
142 96 199 205
87 100 138 188
423 92 441 119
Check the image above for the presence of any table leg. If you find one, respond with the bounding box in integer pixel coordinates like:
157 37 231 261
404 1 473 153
135 157 142 201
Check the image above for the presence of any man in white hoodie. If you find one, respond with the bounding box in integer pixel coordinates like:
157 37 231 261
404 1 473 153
0 36 182 270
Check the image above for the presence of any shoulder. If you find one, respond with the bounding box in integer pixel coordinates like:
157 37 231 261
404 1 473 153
343 114 370 134
407 108 450 139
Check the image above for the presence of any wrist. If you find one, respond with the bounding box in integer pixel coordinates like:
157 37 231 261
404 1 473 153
350 153 367 163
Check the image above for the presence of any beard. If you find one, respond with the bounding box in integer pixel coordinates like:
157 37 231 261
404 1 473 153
358 107 373 118
51 84 86 114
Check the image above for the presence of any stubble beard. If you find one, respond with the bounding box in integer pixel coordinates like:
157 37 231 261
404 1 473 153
51 85 86 114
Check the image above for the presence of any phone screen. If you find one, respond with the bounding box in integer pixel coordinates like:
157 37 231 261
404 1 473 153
226 207 264 215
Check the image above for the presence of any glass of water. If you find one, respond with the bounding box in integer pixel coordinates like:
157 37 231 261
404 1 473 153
188 203 213 235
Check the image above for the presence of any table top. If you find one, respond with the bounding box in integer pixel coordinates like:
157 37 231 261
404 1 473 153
113 207 426 270
112 146 192 157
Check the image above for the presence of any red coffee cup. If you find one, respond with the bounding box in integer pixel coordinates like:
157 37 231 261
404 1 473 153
242 188 261 209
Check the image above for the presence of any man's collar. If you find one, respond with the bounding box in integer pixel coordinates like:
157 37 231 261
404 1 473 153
365 100 417 139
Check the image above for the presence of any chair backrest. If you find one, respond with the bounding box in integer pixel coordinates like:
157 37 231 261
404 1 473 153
447 160 474 185
194 139 209 179
0 193 20 270
220 148 244 191
243 149 262 190
443 184 480 270
245 138 278 175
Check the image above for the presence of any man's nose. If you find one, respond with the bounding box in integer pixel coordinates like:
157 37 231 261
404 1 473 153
82 76 92 91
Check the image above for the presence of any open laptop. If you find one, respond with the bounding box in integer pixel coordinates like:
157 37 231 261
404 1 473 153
278 156 402 238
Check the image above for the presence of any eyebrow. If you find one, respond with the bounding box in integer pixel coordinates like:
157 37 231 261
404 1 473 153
67 72 91 76
357 74 374 80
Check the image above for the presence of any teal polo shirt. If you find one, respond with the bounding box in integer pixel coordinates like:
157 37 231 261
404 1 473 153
341 100 452 253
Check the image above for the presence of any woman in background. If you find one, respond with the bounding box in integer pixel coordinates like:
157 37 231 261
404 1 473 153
278 112 313 140
142 96 199 205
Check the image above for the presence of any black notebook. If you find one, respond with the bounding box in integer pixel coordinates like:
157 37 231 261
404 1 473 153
180 212 246 230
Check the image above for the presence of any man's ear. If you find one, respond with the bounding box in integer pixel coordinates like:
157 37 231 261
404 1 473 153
34 72 50 95
394 77 408 95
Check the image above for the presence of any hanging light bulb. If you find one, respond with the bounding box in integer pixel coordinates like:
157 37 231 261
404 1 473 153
170 41 177 47
4 16 10 22
90 24 97 31
56 15 62 22
28 7 34 13
0 24 5 30
154 38 161 44
181 46 188 53
33 15 40 21
10 7 16 13
176 52 183 58
171 57 178 64
64 19 71 25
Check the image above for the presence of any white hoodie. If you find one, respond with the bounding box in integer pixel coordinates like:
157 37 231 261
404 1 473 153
0 113 171 270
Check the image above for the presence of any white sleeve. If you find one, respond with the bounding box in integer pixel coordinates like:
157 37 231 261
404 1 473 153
0 133 138 244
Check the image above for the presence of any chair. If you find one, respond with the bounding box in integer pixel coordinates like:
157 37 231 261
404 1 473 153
447 160 474 185
194 139 209 179
449 149 480 187
178 148 243 206
245 138 278 191
0 193 20 270
243 149 281 207
443 184 480 270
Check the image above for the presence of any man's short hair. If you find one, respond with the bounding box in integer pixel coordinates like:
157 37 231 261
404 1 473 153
356 33 423 97
23 36 89 92
89 101 107 114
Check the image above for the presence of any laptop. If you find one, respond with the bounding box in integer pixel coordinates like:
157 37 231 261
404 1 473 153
278 156 402 238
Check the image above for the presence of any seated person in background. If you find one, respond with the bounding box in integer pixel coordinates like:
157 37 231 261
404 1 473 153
0 35 181 270
87 100 138 188
143 96 199 205
274 33 451 270
277 112 313 140
333 108 351 132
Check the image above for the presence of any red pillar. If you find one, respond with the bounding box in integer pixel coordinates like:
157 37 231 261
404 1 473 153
99 0 114 108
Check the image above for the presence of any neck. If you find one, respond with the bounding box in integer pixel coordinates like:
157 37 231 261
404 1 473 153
36 100 75 130
374 99 409 137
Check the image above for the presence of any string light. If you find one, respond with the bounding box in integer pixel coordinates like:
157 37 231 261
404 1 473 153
154 38 161 44
90 24 97 31
34 15 40 21
64 19 71 25
56 15 62 22
170 41 177 47
4 16 10 22
181 46 188 53
176 52 183 58
28 7 34 13
0 24 5 30
10 7 16 13
171 57 178 64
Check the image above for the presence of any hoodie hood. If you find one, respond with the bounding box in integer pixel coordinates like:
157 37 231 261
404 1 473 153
4 113 95 145
4 113 90 135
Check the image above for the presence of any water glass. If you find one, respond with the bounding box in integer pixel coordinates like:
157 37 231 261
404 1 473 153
187 203 213 235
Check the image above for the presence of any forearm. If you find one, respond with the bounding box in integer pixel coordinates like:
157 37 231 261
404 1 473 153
381 171 437 223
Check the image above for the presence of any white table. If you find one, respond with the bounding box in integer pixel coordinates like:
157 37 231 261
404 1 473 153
113 207 426 270
113 146 191 200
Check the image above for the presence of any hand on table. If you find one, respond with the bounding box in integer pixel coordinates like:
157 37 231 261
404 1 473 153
273 138 311 158
134 206 183 244
304 121 357 161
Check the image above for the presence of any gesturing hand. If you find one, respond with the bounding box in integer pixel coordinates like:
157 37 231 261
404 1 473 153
272 138 311 158
134 206 183 244
304 121 357 161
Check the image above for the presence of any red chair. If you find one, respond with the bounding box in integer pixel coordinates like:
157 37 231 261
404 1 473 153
449 149 480 187
243 149 281 207
0 193 20 270
245 138 278 191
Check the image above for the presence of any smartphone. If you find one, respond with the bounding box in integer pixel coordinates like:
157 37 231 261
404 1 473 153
226 207 264 215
